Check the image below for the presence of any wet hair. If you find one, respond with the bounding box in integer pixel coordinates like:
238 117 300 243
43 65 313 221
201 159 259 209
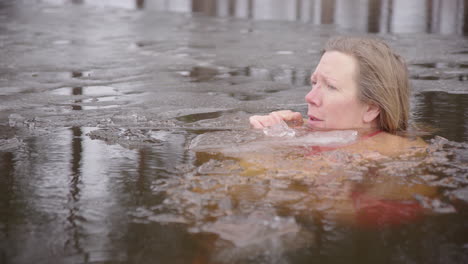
323 36 410 134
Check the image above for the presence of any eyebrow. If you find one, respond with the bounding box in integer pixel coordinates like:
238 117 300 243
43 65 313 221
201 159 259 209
313 72 338 85
324 76 338 86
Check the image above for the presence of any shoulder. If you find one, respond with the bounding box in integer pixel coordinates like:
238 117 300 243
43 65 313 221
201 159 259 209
346 132 427 157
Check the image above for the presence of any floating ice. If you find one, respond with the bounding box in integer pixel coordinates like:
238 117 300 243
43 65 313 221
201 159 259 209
451 187 468 204
189 130 261 150
192 211 300 248
263 121 358 146
286 130 359 146
264 121 358 146
149 130 170 141
276 50 294 55
263 120 296 137
53 39 71 45
190 127 358 154
8 113 25 127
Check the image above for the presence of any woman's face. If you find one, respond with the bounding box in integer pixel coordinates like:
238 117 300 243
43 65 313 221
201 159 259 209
305 51 374 130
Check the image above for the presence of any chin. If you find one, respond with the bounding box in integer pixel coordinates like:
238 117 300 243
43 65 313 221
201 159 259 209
307 120 327 130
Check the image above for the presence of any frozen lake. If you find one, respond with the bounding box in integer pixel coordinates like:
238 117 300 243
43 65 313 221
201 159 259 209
1 1 468 263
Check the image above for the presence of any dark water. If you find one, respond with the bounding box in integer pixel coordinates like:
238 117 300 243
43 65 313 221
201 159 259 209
1 1 468 264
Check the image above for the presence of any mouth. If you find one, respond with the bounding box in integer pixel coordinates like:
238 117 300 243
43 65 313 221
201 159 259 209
308 115 323 122
307 115 324 128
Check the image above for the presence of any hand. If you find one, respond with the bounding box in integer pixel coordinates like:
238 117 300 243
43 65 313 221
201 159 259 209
249 110 303 129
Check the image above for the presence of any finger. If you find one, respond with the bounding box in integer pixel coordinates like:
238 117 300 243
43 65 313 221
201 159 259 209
287 112 304 126
249 116 265 129
285 111 300 121
291 112 303 121
276 110 299 121
273 110 290 119
269 112 285 124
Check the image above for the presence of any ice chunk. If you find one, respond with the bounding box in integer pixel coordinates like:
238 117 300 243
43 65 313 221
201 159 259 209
193 211 300 248
262 121 357 146
189 130 262 150
263 120 296 137
286 130 358 146
8 113 25 127
451 187 468 204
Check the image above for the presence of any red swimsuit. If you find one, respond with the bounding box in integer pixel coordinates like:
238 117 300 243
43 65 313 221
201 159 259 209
307 130 425 228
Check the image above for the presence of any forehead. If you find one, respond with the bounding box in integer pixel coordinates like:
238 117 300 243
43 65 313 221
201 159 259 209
314 51 357 82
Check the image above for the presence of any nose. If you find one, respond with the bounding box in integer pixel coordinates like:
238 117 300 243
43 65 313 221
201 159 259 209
305 85 321 106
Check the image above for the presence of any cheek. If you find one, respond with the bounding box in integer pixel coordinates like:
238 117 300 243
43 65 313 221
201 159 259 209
324 97 363 125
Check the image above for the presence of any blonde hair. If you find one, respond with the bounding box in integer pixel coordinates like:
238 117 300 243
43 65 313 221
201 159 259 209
323 36 410 134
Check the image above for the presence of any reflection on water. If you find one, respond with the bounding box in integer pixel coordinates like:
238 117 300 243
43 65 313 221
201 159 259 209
410 62 468 82
414 92 468 142
184 65 310 86
232 66 311 86
50 86 120 111
51 86 118 96
0 127 195 263
67 0 468 35
67 126 83 255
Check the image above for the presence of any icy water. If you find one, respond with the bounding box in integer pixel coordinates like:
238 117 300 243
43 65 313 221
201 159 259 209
1 1 468 264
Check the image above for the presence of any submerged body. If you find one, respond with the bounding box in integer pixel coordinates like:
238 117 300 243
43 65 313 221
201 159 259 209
190 127 435 229
334 129 426 157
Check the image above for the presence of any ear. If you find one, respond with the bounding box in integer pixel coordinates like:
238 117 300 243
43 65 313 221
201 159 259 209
363 103 380 124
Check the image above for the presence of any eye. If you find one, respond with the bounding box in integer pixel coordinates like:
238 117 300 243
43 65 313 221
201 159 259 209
325 81 338 90
311 80 317 87
326 83 337 90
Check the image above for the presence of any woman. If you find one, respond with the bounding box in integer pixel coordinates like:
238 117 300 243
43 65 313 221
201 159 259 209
244 36 434 227
249 36 424 156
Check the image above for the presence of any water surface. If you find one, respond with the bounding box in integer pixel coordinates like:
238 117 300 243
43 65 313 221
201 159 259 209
1 1 468 264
